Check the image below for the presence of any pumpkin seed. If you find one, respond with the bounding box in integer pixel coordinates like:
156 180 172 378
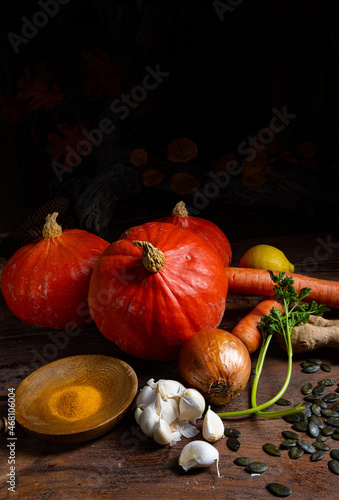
326 417 339 427
283 414 301 424
233 457 253 466
323 393 339 403
306 357 322 365
316 435 330 442
292 421 308 432
263 443 281 457
307 421 320 438
318 378 335 386
282 430 299 440
266 483 292 497
311 450 324 462
332 402 339 412
298 440 315 453
311 403 322 417
246 462 267 474
332 433 339 441
281 439 298 449
313 441 330 451
227 437 241 451
302 364 320 374
301 382 313 395
224 427 241 438
304 394 319 402
289 447 304 459
321 408 339 418
275 398 291 406
322 425 335 436
313 398 327 409
328 459 339 475
330 449 339 460
321 363 332 372
312 384 326 396
336 386 339 394
309 415 324 429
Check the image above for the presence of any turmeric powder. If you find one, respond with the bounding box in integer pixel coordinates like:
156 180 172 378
48 385 102 421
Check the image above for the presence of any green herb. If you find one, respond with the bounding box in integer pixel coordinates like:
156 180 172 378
217 271 330 419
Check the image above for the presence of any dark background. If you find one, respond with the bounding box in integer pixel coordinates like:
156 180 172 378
1 0 339 247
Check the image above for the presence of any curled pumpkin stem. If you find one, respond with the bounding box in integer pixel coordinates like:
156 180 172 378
172 201 188 217
133 240 165 273
42 212 62 239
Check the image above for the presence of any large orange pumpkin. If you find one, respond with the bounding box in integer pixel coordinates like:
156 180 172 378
1 213 109 329
88 222 228 361
156 201 232 267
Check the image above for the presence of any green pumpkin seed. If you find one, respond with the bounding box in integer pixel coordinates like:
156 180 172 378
275 397 291 406
332 433 339 441
316 435 330 442
309 415 324 429
282 430 299 440
233 457 253 466
332 402 339 412
330 449 339 460
281 439 298 448
323 392 339 403
318 378 335 386
283 414 301 424
266 483 292 497
311 403 322 417
311 450 324 462
227 437 241 451
289 447 304 459
322 425 335 436
302 364 320 373
306 357 322 365
263 443 281 457
246 462 267 474
328 459 339 475
292 421 308 432
298 440 315 453
321 363 332 372
313 441 330 451
301 382 313 395
326 417 339 427
312 384 326 396
307 421 320 438
313 398 327 409
224 427 241 438
321 408 339 418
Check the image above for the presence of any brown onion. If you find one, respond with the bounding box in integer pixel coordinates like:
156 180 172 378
178 328 251 405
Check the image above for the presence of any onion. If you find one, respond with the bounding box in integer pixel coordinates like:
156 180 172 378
178 328 251 405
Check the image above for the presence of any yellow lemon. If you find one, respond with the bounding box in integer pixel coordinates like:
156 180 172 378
239 244 295 272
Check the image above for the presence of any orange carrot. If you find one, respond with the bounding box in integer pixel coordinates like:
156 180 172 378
231 299 283 354
225 267 339 309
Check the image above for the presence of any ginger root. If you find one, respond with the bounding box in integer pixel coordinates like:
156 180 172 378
277 315 339 353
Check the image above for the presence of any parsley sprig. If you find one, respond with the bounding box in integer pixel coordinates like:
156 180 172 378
218 271 330 419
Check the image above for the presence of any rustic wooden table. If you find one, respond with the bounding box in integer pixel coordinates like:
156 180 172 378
0 232 339 499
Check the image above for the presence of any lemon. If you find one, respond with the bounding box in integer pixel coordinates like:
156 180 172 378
239 244 295 272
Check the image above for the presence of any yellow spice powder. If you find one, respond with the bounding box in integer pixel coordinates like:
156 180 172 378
48 385 102 421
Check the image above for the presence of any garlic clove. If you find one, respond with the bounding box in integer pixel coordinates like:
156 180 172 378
202 406 225 443
153 416 173 446
178 388 206 421
136 385 156 409
134 406 143 425
139 402 159 437
156 379 186 399
154 392 179 425
178 440 221 477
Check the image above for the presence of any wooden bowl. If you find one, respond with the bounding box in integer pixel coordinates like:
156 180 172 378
15 354 138 444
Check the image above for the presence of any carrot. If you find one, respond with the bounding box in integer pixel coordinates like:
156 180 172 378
225 267 339 309
231 299 283 354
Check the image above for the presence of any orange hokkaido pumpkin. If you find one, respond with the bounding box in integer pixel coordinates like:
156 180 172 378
156 201 232 267
1 213 109 329
88 222 228 361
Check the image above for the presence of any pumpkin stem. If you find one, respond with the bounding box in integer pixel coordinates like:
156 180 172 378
172 201 188 217
42 212 62 239
133 240 165 273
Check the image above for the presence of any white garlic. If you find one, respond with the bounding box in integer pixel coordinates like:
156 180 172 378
156 379 186 401
134 406 143 425
136 384 156 409
178 440 221 477
202 406 225 443
139 402 159 437
178 388 206 421
153 416 173 446
154 391 179 425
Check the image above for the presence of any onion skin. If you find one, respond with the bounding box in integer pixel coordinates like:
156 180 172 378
178 328 251 405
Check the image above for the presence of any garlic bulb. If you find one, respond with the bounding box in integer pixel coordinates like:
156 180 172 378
154 391 179 425
202 406 224 443
178 388 206 421
178 441 221 477
153 416 173 445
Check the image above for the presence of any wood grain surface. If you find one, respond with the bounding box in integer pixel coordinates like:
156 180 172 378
0 233 339 499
